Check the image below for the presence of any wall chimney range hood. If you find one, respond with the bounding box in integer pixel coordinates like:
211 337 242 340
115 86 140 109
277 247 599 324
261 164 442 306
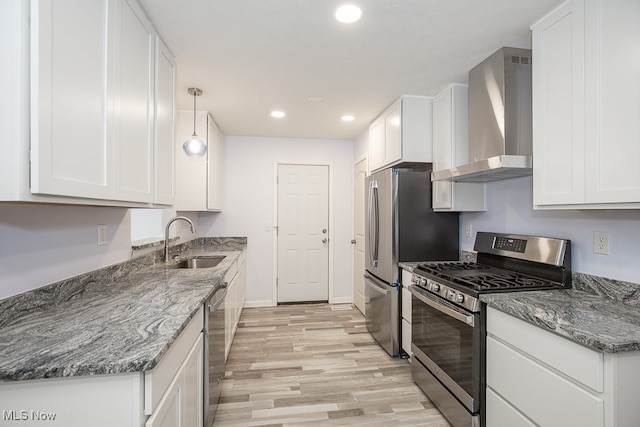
432 47 533 182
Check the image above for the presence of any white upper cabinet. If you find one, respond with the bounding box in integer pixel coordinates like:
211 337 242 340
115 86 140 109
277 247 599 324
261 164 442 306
154 38 177 206
532 0 640 209
432 84 485 211
10 0 174 207
207 118 223 211
368 96 433 173
175 112 223 211
30 0 114 200
112 0 155 203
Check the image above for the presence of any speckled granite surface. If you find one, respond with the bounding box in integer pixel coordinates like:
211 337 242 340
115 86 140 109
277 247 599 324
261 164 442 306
401 251 640 354
0 237 246 382
481 277 640 353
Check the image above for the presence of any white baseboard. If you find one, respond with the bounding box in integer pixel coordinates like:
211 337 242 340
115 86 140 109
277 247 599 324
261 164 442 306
330 297 353 304
243 300 276 308
243 298 353 308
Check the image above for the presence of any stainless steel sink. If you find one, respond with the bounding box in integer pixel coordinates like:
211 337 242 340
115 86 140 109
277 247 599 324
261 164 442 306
170 256 225 269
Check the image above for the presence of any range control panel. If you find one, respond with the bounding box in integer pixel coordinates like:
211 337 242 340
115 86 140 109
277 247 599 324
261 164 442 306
493 236 527 253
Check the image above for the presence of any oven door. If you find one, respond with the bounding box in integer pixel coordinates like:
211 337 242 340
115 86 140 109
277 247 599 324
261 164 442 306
409 285 483 424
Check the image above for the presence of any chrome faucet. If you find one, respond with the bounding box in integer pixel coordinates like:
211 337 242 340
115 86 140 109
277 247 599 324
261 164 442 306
164 216 197 262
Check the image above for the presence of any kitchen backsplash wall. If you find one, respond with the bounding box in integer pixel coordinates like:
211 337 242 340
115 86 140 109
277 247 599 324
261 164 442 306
0 204 131 299
459 176 639 284
0 204 199 300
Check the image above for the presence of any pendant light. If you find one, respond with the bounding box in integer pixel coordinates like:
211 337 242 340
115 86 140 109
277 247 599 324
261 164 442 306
182 87 207 157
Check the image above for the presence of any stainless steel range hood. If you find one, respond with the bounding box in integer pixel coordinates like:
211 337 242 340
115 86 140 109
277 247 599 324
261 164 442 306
432 47 533 182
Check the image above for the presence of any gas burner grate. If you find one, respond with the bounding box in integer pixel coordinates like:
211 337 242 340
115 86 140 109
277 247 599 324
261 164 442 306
416 262 490 272
460 273 556 290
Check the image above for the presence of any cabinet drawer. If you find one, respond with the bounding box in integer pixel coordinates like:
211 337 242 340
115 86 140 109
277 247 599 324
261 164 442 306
486 387 536 427
487 336 604 427
487 307 603 391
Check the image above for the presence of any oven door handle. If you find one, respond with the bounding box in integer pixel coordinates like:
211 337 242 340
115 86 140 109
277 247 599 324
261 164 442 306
409 286 475 327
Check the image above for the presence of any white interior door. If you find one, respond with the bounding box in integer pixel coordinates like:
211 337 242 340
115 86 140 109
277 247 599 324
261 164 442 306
277 164 329 303
353 158 367 314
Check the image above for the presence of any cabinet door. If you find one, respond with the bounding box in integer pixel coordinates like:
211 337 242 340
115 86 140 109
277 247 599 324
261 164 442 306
584 0 640 203
112 0 155 203
154 38 176 205
30 0 113 199
224 282 235 360
182 333 204 427
433 88 454 209
384 101 402 165
207 116 223 211
368 118 384 172
532 0 586 206
146 333 204 427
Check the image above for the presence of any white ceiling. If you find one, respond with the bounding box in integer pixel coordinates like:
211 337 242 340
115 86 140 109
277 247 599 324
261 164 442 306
138 0 562 141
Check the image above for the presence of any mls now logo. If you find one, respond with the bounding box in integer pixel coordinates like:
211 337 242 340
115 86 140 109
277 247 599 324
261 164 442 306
3 409 57 421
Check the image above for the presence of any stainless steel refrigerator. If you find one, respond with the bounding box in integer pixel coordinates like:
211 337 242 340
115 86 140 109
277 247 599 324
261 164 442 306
364 168 459 356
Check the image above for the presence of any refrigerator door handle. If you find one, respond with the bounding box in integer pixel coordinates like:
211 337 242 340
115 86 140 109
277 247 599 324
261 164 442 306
368 180 379 267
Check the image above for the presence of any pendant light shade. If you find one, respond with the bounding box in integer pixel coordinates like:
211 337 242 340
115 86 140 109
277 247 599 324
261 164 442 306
182 87 207 157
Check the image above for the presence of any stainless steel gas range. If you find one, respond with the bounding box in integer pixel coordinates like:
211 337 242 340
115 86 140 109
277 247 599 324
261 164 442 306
409 232 572 427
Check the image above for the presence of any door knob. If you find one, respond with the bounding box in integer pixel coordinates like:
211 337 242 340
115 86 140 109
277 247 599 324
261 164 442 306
322 238 328 243
351 239 356 244
322 229 327 234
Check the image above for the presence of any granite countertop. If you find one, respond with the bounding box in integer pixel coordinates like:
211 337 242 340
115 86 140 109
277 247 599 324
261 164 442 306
481 289 640 353
0 237 246 382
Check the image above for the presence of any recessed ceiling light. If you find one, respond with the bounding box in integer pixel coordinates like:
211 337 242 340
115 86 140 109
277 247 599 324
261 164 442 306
341 115 355 122
271 110 285 118
335 4 362 24
308 96 324 103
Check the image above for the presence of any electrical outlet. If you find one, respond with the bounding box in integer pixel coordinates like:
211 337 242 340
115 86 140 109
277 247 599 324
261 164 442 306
97 224 107 246
465 223 472 238
593 231 609 255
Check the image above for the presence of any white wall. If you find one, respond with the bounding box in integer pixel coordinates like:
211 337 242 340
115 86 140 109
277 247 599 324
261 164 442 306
0 205 199 300
199 135 354 305
460 176 640 284
353 128 369 162
0 205 131 299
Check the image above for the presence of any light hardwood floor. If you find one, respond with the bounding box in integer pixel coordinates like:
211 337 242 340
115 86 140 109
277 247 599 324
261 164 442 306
213 303 451 427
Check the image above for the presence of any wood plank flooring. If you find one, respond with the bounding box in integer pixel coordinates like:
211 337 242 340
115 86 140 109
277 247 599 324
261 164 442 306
213 303 451 427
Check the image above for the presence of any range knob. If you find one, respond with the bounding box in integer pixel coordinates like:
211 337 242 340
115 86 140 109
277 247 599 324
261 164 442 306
430 282 440 292
447 290 455 300
456 294 465 304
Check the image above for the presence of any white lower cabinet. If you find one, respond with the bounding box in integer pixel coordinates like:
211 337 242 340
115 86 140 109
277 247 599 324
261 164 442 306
0 306 204 427
225 250 247 360
401 268 412 359
146 333 203 427
486 307 640 427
